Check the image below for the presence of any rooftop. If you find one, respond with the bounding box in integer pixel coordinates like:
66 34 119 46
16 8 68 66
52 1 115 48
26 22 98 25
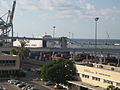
75 62 120 73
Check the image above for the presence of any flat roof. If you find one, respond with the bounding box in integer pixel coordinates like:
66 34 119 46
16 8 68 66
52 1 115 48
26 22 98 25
75 62 120 73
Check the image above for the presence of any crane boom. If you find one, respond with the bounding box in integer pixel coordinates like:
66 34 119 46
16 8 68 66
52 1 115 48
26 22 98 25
9 0 16 24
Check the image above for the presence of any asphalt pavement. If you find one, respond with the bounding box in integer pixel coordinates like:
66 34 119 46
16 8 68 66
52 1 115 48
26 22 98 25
0 81 21 90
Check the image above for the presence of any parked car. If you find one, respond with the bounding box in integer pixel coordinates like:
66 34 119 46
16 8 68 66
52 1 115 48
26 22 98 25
22 86 29 90
27 87 38 90
8 79 18 84
0 86 6 90
22 84 34 90
19 83 27 88
17 82 26 88
14 81 22 85
8 79 15 83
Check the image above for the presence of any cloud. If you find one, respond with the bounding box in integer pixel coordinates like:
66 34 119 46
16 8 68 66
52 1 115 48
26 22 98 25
0 0 120 19
99 8 120 16
16 0 40 11
85 3 95 10
0 0 10 9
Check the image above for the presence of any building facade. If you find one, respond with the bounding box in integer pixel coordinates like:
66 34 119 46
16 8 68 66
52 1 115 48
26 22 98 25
0 54 20 77
69 63 120 90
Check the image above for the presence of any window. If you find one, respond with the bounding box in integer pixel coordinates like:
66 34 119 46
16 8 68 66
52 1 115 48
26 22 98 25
82 74 89 78
0 60 16 66
104 79 113 84
92 77 100 81
116 83 120 86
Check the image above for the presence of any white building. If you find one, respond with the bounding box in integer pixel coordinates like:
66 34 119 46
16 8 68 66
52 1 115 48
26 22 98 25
13 35 62 48
68 63 120 90
13 39 43 48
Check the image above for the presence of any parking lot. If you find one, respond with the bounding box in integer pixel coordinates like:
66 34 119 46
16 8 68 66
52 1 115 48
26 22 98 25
0 80 52 90
0 81 21 90
0 62 53 90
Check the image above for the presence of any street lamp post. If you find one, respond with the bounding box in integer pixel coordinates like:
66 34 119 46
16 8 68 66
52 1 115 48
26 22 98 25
95 17 99 60
69 32 71 39
53 26 56 38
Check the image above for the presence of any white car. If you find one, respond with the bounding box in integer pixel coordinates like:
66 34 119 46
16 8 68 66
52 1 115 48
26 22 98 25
17 82 28 88
27 87 38 90
22 84 34 90
16 82 25 87
8 79 15 83
8 79 18 84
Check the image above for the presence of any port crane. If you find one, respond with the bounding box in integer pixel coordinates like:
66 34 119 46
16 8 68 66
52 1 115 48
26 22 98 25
0 0 16 46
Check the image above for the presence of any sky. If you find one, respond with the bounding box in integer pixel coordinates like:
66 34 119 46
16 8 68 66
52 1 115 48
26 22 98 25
0 0 120 39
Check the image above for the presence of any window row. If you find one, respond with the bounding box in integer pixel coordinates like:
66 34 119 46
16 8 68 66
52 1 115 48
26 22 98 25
82 74 89 78
81 73 120 86
104 80 113 84
0 60 16 66
92 76 100 81
0 60 16 64
0 70 18 75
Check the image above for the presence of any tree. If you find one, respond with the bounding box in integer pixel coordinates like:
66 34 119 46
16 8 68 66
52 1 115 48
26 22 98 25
105 85 120 90
18 41 29 60
41 59 76 85
10 49 17 55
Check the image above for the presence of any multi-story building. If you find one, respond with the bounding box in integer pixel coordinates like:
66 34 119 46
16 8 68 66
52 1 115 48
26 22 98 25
68 63 120 90
0 54 20 77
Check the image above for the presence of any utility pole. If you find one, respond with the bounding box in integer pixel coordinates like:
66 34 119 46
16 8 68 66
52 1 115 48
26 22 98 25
72 33 74 39
53 26 56 38
69 32 71 39
95 17 99 60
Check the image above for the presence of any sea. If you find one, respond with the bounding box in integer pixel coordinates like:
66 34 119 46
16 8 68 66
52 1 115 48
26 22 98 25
72 39 120 49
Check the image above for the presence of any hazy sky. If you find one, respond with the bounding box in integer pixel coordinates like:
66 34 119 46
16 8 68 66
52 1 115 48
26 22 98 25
0 0 120 39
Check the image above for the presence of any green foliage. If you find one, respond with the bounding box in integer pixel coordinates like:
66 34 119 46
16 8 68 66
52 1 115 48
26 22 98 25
105 85 120 90
10 49 17 55
17 41 29 60
20 41 26 47
41 59 76 85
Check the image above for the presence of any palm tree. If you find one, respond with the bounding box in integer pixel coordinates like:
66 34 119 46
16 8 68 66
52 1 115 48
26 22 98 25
10 48 17 55
18 41 29 61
